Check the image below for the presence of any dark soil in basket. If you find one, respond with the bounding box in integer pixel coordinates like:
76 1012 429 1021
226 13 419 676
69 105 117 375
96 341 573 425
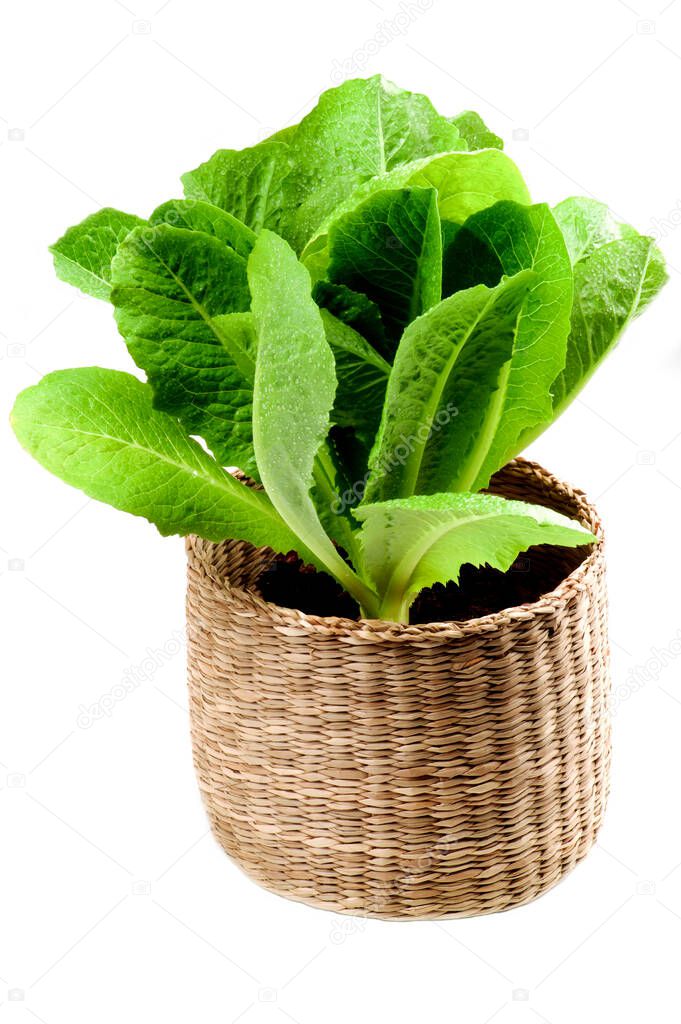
256 545 588 624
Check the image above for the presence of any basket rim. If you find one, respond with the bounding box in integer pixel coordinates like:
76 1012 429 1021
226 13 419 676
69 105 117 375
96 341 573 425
186 457 604 642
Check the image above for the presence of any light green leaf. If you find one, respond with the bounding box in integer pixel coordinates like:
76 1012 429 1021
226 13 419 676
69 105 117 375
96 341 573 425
327 187 442 347
263 124 297 145
549 232 667 419
553 196 667 319
449 110 503 150
354 491 595 622
637 241 667 314
512 198 668 447
248 230 378 614
50 207 146 300
181 141 290 233
110 223 256 474
407 149 529 223
552 196 624 263
364 272 535 503
290 75 463 180
10 368 311 556
442 201 573 488
150 198 256 257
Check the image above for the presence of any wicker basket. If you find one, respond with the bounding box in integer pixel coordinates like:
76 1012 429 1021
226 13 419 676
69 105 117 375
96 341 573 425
186 458 610 919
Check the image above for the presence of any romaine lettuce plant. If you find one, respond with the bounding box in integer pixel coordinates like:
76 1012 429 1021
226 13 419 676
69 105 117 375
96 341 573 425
11 76 667 622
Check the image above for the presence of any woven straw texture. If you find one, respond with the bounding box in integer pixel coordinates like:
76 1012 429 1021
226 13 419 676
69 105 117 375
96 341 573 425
186 459 610 919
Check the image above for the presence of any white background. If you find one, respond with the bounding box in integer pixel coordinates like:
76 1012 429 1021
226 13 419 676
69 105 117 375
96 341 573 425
2 0 681 1020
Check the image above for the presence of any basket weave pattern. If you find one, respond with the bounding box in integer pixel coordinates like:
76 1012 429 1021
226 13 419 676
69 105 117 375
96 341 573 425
186 459 610 919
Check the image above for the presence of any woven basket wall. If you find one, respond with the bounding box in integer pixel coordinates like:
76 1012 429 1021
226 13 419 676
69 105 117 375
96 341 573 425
186 458 610 920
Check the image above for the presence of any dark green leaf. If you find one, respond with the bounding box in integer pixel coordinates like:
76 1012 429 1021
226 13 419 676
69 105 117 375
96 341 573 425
319 309 390 436
110 224 256 474
313 280 389 357
327 187 442 348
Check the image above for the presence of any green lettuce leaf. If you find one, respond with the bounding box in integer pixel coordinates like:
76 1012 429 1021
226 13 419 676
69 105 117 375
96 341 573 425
542 197 668 424
50 208 146 300
10 368 311 554
404 149 529 224
149 198 256 257
181 141 290 233
110 223 256 474
552 196 624 262
279 75 465 249
248 230 378 614
552 197 667 315
450 111 503 150
326 187 442 348
288 75 464 182
354 490 595 622
181 77 465 253
364 272 535 503
441 201 573 487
